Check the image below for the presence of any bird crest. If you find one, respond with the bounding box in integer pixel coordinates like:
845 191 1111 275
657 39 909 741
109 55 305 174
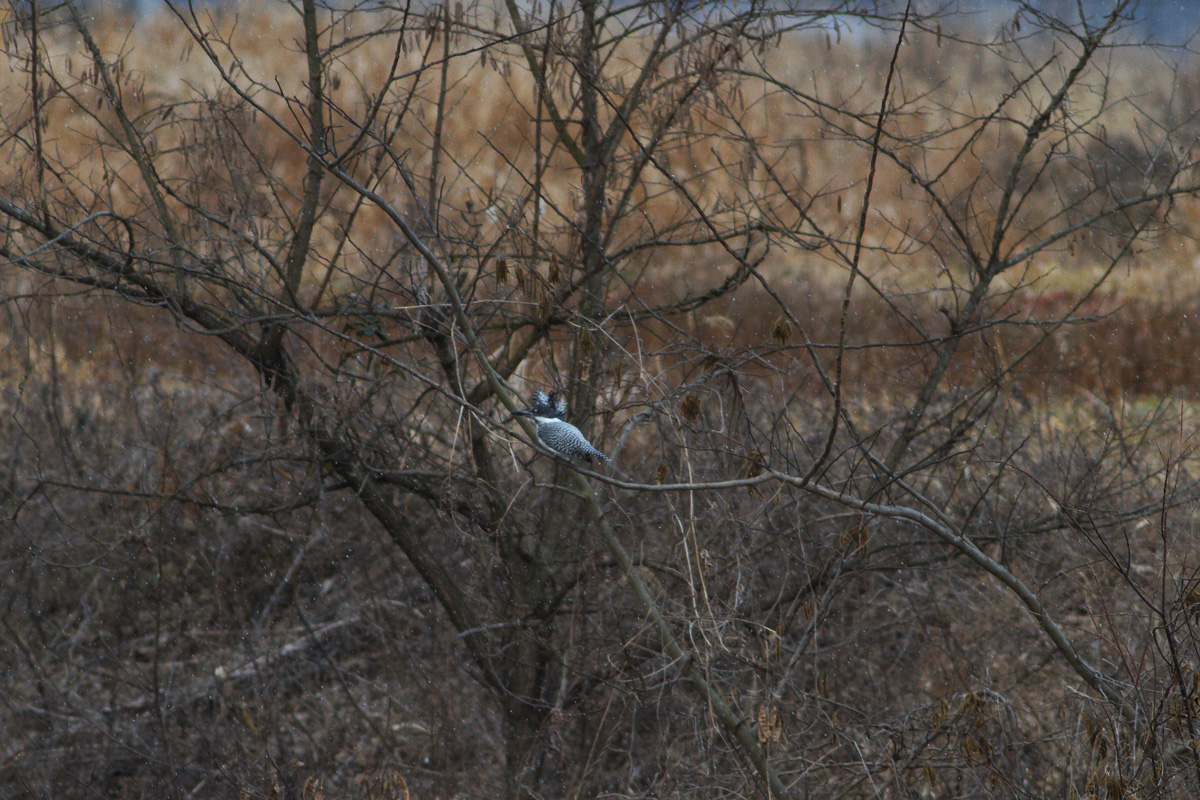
528 389 569 420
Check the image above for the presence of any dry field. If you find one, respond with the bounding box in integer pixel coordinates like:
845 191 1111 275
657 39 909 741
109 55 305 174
3 3 1199 397
3 2 1200 799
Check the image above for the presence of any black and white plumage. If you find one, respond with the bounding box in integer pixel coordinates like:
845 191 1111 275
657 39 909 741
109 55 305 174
512 390 610 464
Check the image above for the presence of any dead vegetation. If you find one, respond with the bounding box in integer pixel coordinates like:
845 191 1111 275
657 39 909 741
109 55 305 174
3 1 1200 799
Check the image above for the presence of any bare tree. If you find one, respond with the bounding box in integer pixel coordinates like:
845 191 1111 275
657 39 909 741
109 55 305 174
3 1 1200 798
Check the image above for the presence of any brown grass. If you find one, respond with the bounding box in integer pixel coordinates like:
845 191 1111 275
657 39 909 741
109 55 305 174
8 4 1200 368
4 4 1200 799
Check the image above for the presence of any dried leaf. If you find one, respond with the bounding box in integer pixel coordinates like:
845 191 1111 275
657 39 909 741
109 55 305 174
363 769 409 800
610 360 625 385
1184 583 1200 615
756 704 782 743
799 597 817 622
931 697 949 727
839 524 871 555
680 392 701 423
770 315 792 346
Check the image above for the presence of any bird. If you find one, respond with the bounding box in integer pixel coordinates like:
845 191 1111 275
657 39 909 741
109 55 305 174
512 390 611 464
